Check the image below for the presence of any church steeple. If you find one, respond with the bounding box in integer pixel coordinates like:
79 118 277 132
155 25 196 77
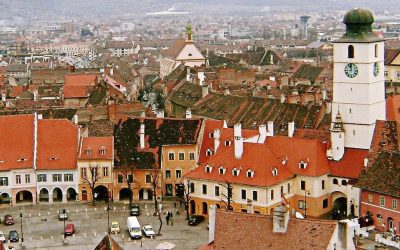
331 112 344 132
186 23 193 42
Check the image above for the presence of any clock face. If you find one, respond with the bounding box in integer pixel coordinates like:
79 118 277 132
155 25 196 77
344 63 358 78
373 62 379 77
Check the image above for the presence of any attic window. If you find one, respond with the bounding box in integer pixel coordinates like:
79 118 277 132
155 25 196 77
17 158 27 162
205 165 213 173
299 160 308 169
246 169 254 178
218 166 226 175
232 168 240 176
209 132 214 138
225 140 232 146
188 53 192 56
100 147 106 156
85 149 91 156
49 157 58 161
281 156 288 166
272 168 278 176
206 149 213 156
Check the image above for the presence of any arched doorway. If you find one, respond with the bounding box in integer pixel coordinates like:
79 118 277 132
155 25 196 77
52 187 62 202
0 193 10 204
16 190 33 203
202 202 208 215
190 200 196 214
139 188 153 200
388 217 394 232
39 188 49 202
94 185 109 202
332 196 347 220
119 188 131 201
66 188 77 202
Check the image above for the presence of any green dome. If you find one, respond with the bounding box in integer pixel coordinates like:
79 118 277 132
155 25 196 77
343 8 374 25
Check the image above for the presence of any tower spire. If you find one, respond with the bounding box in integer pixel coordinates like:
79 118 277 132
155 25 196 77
331 112 344 132
186 23 193 42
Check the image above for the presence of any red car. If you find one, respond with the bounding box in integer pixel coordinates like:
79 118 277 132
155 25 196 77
64 223 75 236
4 215 13 225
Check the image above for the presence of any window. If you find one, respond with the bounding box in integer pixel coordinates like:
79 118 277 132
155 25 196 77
348 45 354 58
287 183 290 193
298 200 306 209
232 168 240 176
384 71 388 77
253 190 258 201
397 71 400 78
209 132 214 138
393 199 398 209
299 161 307 169
37 174 46 182
145 174 151 183
323 199 328 208
85 149 91 156
225 140 231 146
368 194 373 203
241 189 247 200
272 168 278 176
81 167 87 178
53 174 62 182
103 167 109 177
100 148 106 155
333 178 338 185
341 180 347 186
117 174 123 183
270 190 274 200
280 186 284 195
128 174 133 183
215 186 220 196
176 170 182 178
25 174 30 184
246 170 254 178
179 153 185 160
322 180 325 190
205 165 212 173
375 44 378 57
380 196 385 206
349 108 352 114
190 183 195 193
64 174 73 182
165 170 171 179
300 180 306 190
189 152 195 160
206 149 213 156
168 153 175 160
0 177 8 186
218 167 226 175
16 175 21 184
202 184 207 195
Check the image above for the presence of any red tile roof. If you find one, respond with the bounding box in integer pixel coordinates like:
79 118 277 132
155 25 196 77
9 86 25 98
0 115 34 170
63 85 91 98
63 73 97 98
329 149 368 179
79 137 113 160
164 38 187 59
36 119 79 170
198 119 225 163
213 210 337 250
386 95 400 122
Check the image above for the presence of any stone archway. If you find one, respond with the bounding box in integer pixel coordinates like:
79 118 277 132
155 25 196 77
139 188 153 200
39 188 49 202
0 193 10 204
119 188 131 201
94 185 109 202
66 188 77 202
16 190 33 203
52 187 63 202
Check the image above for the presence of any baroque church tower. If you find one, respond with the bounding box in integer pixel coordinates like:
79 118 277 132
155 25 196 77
330 8 386 157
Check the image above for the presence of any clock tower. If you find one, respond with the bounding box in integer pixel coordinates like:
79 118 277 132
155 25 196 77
332 8 385 150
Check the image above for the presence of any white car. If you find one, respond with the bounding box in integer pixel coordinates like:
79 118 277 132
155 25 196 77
142 225 155 237
0 231 5 243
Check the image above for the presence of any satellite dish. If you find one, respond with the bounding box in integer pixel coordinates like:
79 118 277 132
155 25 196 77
295 212 304 219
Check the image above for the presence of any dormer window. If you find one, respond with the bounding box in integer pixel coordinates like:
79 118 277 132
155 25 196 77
280 156 288 166
49 157 58 161
299 160 308 169
246 169 254 178
218 166 226 175
224 140 232 146
85 148 91 156
17 157 27 162
99 147 106 156
206 149 213 156
272 168 278 176
205 165 213 173
232 168 240 176
209 132 214 138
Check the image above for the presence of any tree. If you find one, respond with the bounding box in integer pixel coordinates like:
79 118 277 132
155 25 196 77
155 93 165 110
150 169 162 215
220 181 234 211
179 179 193 220
121 158 139 208
82 165 102 206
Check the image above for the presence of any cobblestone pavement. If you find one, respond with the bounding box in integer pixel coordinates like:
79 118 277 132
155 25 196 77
0 200 208 250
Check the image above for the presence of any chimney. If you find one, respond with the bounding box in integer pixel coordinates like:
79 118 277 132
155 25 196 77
234 123 242 137
140 122 145 149
267 121 274 137
322 88 327 100
363 157 369 167
73 114 78 125
140 110 145 117
110 67 114 76
214 129 221 153
186 67 191 82
234 136 243 159
258 124 267 143
325 101 332 114
202 85 209 98
37 114 43 120
272 205 290 233
185 108 192 119
1 92 6 102
156 110 164 118
198 72 205 86
288 121 295 138
33 90 38 101
280 94 285 103
208 205 216 244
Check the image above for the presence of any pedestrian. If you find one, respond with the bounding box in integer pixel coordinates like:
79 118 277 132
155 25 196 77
166 214 170 225
170 217 174 226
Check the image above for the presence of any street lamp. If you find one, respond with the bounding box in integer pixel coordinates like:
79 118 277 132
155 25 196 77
304 191 310 218
19 213 23 243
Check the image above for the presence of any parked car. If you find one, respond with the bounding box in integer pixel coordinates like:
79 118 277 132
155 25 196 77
58 210 68 221
188 215 205 225
4 215 14 225
130 205 140 216
9 230 18 242
142 224 155 237
64 223 75 236
0 231 6 242
110 221 120 234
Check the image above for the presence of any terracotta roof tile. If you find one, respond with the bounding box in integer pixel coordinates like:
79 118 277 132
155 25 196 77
329 149 368 179
164 38 187 59
79 137 113 160
384 48 400 65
